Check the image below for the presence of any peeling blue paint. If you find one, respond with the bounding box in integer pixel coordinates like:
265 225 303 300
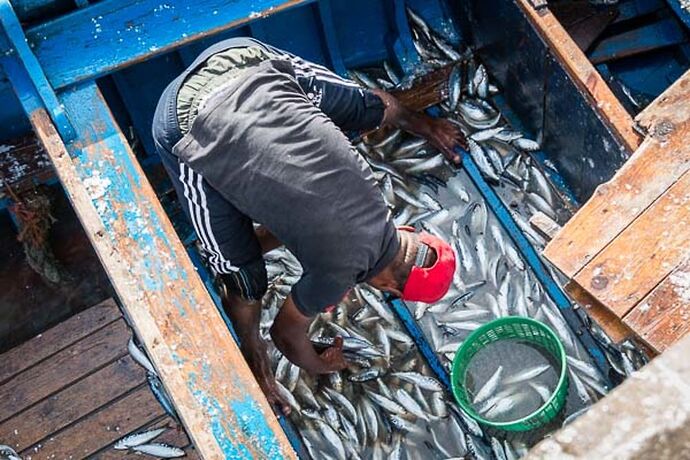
229 398 284 460
188 373 285 459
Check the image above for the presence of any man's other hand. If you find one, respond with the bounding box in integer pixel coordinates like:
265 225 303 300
316 336 348 374
421 117 466 165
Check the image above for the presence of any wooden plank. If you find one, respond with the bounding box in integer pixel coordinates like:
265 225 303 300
0 355 146 452
624 257 690 352
19 385 164 460
515 0 641 152
574 169 690 317
589 17 686 65
0 319 130 422
636 69 690 133
0 299 121 384
26 0 313 90
566 281 635 344
0 135 54 196
391 63 455 112
530 211 561 241
29 84 293 457
544 122 690 277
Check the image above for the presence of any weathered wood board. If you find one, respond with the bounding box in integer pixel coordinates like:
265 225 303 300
515 0 641 152
0 298 120 384
543 70 690 352
543 127 690 278
624 257 690 352
0 301 196 460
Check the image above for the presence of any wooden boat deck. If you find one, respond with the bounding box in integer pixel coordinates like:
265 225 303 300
544 69 690 354
0 299 199 459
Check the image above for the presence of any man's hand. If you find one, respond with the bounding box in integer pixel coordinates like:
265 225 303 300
241 336 292 415
420 117 466 165
316 336 348 374
372 88 466 166
271 294 349 376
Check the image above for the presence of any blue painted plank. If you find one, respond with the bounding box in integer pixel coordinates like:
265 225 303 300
185 245 309 460
385 0 421 73
613 0 663 24
589 17 687 64
329 0 391 67
665 0 690 30
249 4 329 66
0 0 75 141
26 0 316 90
315 0 347 75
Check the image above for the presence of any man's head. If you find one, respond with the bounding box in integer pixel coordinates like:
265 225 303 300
368 227 456 302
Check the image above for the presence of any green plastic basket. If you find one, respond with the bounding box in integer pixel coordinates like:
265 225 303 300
451 316 569 432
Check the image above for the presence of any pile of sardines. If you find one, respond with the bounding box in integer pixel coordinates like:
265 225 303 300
256 8 647 460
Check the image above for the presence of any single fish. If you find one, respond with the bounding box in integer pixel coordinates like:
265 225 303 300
395 388 429 421
512 137 540 151
473 366 503 404
128 338 157 376
147 374 180 424
131 443 185 458
448 64 463 111
391 372 444 392
468 139 500 184
324 387 357 422
503 364 551 385
365 390 408 416
529 381 552 403
114 427 167 450
0 445 21 460
275 380 301 413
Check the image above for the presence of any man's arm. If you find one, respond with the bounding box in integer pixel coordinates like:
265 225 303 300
372 88 467 165
270 294 347 375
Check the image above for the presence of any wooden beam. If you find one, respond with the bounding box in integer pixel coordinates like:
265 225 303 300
515 0 641 152
26 0 313 90
529 211 561 241
573 168 690 317
636 69 690 133
588 17 686 65
543 126 690 277
565 281 635 344
624 256 690 353
26 86 294 457
544 70 690 278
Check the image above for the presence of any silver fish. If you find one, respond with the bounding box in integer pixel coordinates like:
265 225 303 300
503 364 550 385
131 443 185 458
468 139 500 183
391 372 444 392
365 390 407 416
473 366 503 404
114 427 166 450
395 388 429 421
128 338 157 376
512 137 540 151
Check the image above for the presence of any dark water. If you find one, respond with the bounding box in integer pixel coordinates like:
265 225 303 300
464 339 560 424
